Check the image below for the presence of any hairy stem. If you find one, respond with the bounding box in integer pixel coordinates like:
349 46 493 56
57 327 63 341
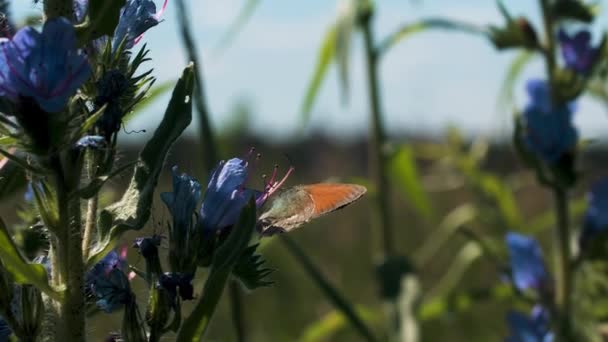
82 151 100 259
52 156 85 341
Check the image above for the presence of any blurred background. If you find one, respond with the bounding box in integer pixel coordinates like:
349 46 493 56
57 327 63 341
5 0 608 341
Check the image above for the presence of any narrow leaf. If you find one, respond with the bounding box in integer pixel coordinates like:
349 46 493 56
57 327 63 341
378 18 487 57
299 306 379 342
497 51 534 110
0 218 61 301
214 0 261 53
301 24 338 125
390 145 435 222
125 80 176 123
177 199 256 341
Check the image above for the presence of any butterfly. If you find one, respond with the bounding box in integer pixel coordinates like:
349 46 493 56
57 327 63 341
257 183 366 236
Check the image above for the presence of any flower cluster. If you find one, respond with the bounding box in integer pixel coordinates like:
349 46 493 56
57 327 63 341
505 232 554 338
86 248 133 313
0 18 91 113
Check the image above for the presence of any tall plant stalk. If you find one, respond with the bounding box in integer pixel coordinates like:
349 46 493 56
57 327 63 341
538 0 573 338
359 6 404 341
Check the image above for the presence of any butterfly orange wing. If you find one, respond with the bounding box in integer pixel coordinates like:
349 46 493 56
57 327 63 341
299 183 367 217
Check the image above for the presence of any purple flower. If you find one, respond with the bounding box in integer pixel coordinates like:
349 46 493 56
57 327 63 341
113 0 168 51
580 179 608 248
199 157 292 233
558 29 599 75
0 18 91 113
162 166 201 236
86 248 132 313
506 306 554 342
506 232 549 292
522 79 577 164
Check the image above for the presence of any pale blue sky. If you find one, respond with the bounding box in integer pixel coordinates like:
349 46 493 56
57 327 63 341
10 0 608 141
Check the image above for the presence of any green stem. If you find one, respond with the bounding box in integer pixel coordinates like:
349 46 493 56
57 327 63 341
82 151 99 260
361 8 394 256
229 281 247 342
280 235 378 342
538 1 574 338
361 7 404 341
553 187 573 338
51 156 85 341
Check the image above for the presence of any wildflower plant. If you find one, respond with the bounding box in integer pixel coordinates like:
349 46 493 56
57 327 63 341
0 0 312 340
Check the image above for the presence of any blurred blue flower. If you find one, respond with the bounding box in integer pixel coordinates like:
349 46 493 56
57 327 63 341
506 306 554 342
162 166 201 236
558 29 599 75
580 178 608 247
0 316 10 341
200 156 293 233
86 248 132 313
113 0 168 51
0 18 91 113
506 232 549 292
523 79 577 164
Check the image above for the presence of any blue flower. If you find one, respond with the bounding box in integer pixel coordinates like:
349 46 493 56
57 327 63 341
113 0 168 51
558 29 599 75
0 316 11 341
86 248 132 313
506 232 549 292
200 156 293 233
506 306 554 342
199 158 254 233
522 79 577 164
0 18 91 113
580 179 608 248
162 166 202 235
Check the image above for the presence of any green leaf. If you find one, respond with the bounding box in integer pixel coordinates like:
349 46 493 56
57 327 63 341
299 306 379 342
214 0 261 54
425 241 482 299
419 284 514 321
497 51 535 110
87 64 195 268
75 0 126 44
0 218 61 301
0 161 26 201
177 199 256 341
124 80 176 124
413 204 477 266
77 104 107 137
300 24 338 125
281 234 378 342
232 244 274 291
527 196 587 233
335 0 357 105
378 18 487 57
390 145 435 222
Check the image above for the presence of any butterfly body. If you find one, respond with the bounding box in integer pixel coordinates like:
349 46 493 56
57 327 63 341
258 183 366 235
